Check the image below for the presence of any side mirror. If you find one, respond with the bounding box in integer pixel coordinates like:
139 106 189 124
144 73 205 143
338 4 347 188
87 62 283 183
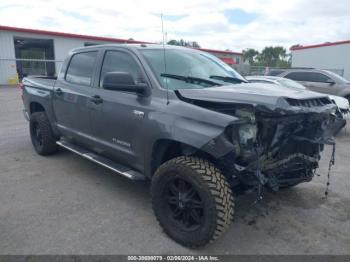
102 72 149 95
326 79 335 85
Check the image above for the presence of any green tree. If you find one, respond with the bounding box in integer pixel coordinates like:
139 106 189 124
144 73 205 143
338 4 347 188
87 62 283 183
192 41 200 48
258 46 288 67
167 39 201 48
242 48 259 65
167 39 179 45
276 59 291 68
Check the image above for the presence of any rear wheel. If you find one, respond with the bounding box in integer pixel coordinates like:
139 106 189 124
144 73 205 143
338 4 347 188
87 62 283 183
30 112 58 155
151 156 234 248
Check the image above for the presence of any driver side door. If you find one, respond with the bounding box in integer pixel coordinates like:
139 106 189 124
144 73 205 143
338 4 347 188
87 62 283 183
89 49 151 171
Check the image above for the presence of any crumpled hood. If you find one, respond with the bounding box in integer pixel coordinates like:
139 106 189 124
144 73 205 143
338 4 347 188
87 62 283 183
177 82 332 111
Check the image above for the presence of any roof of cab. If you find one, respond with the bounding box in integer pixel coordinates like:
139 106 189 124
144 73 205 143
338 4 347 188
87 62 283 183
70 43 226 53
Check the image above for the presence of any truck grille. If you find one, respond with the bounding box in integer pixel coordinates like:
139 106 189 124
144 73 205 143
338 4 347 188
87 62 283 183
286 97 331 107
340 108 350 118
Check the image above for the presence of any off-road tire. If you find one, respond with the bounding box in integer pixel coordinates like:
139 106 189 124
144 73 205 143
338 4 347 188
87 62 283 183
30 112 58 155
151 156 234 248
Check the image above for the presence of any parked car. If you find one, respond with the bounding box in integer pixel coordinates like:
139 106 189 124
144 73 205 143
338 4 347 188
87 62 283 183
21 44 345 247
267 68 350 102
246 75 350 119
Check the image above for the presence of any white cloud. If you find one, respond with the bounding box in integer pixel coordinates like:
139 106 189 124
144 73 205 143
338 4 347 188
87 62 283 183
1 0 350 52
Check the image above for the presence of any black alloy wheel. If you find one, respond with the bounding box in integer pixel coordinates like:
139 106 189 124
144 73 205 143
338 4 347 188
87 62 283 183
164 177 204 231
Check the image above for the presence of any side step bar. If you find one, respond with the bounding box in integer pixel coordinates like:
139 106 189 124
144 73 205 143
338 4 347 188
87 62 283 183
56 140 145 181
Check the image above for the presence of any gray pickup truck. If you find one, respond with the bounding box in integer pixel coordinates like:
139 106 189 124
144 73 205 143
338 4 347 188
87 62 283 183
21 44 345 247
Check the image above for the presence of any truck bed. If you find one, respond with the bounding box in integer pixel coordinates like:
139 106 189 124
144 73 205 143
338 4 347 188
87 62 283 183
23 76 57 90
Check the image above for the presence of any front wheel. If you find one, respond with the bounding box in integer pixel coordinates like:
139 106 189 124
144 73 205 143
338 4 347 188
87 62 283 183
151 156 234 248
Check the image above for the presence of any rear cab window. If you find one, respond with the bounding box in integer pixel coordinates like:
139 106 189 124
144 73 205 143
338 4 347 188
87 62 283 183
65 51 97 86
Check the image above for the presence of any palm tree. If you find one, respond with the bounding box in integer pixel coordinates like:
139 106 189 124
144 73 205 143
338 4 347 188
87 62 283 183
259 46 287 67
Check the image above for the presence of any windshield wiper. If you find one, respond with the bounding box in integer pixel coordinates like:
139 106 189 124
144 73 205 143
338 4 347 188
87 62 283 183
161 73 222 87
209 75 248 84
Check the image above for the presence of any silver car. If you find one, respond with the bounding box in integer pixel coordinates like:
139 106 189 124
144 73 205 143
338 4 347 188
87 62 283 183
246 75 350 119
268 68 350 102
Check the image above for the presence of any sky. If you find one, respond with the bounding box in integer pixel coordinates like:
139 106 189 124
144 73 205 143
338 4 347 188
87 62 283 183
1 0 350 52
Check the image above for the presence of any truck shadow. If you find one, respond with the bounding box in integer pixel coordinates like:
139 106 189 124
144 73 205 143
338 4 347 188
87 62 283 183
54 149 350 253
55 148 151 200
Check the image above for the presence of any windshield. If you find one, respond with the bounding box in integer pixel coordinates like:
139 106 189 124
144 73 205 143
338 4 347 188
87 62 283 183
324 70 350 84
140 48 246 90
277 78 306 90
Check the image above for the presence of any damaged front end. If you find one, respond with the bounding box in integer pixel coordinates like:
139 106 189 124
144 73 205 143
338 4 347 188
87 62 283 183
178 91 346 196
223 99 344 195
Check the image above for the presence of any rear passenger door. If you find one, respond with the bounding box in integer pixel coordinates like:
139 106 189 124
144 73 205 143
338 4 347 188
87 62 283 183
53 51 98 144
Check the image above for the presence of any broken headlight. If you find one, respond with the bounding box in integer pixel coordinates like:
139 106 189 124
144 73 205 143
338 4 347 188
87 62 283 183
235 108 256 122
238 124 257 145
235 108 257 145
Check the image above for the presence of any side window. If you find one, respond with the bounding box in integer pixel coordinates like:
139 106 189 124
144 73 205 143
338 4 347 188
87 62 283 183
100 51 142 87
307 72 332 83
65 51 97 86
284 72 309 81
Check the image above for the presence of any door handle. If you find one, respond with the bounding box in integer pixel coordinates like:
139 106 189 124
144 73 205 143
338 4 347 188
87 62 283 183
90 95 103 104
55 88 63 96
133 110 145 118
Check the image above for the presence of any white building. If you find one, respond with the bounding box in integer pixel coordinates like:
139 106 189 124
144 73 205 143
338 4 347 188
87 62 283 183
291 40 350 80
0 25 243 85
0 25 148 85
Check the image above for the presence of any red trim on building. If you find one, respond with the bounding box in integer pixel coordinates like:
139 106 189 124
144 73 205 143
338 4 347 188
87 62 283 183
220 57 235 64
0 25 242 55
198 47 242 56
0 25 150 44
290 40 350 51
